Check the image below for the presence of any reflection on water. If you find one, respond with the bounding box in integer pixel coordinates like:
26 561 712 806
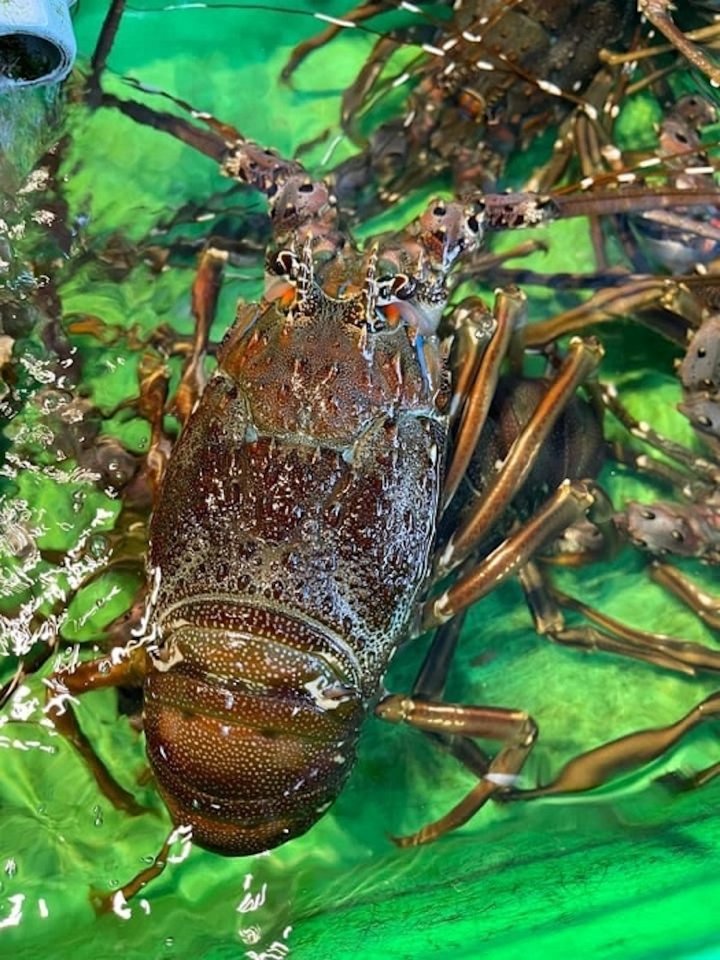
0 3 719 960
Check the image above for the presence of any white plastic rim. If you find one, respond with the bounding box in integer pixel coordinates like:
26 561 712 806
0 0 76 88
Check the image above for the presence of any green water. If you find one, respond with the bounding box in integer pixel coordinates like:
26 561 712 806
1 2 720 958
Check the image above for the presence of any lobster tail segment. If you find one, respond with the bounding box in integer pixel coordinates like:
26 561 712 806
144 603 364 855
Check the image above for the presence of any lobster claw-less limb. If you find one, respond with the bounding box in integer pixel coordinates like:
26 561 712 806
519 560 720 676
436 336 605 577
502 689 720 800
638 0 720 86
375 694 538 848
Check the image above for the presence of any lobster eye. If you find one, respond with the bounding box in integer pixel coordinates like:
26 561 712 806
268 249 298 277
377 273 416 302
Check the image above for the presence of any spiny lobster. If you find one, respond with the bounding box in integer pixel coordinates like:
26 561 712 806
279 0 720 215
3 0 720 913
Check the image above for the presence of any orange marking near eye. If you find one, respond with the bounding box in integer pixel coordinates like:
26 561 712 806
380 304 402 327
278 285 297 310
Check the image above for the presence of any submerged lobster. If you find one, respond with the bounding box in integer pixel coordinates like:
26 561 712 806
5 0 720 913
281 0 720 214
2 0 712 908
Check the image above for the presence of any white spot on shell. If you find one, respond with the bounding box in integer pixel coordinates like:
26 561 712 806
304 677 350 711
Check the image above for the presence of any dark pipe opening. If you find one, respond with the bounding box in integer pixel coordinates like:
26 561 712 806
0 34 61 83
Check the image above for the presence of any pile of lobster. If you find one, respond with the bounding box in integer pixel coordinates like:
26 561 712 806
1 0 720 908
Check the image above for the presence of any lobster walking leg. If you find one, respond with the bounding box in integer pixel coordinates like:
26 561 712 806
406 612 493 779
503 689 720 800
422 480 597 631
137 246 227 497
523 278 706 350
437 337 604 575
442 288 525 512
375 694 538 847
0 514 148 711
137 353 172 499
280 1 390 82
638 0 720 86
91 824 193 916
519 560 720 675
0 637 60 710
609 439 696 489
650 562 720 632
171 247 225 425
45 647 149 815
598 382 720 486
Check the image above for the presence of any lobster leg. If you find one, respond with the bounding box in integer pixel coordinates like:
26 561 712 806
650 562 720 632
502 688 720 800
169 246 224 426
519 560 720 675
608 438 696 489
281 2 389 82
136 352 172 501
598 381 720 486
340 35 422 138
638 0 720 87
601 20 720 71
530 65 629 269
375 693 538 847
453 237 550 293
421 480 597 632
86 0 125 102
523 277 705 350
442 288 525 512
45 647 150 815
436 336 603 576
526 66 622 194
0 541 148 711
91 823 193 916
445 297 495 425
0 634 60 711
136 245 226 500
407 612 492 780
0 253 215 710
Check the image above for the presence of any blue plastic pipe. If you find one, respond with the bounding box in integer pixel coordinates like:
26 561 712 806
0 0 76 87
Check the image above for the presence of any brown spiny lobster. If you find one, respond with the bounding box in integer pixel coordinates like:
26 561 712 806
279 0 720 215
5 0 720 916
0 0 717 910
